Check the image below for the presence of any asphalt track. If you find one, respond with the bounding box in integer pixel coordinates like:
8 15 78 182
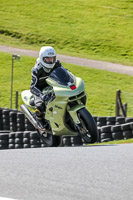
0 144 133 200
1 45 133 76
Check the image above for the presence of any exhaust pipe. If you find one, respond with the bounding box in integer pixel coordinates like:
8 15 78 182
20 104 47 132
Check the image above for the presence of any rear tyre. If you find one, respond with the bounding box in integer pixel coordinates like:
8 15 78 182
52 135 62 147
77 108 98 143
37 130 61 147
37 130 52 147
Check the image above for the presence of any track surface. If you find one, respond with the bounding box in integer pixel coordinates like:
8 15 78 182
1 45 133 76
0 144 133 200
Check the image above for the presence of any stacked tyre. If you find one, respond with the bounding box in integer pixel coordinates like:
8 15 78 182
30 131 41 148
8 132 16 149
97 117 106 127
115 117 125 125
17 112 25 131
62 137 71 147
25 118 35 131
121 123 133 139
15 132 24 149
2 109 10 130
125 118 133 123
111 125 124 140
0 108 3 130
106 117 116 126
0 132 9 150
23 131 31 148
10 111 17 132
100 125 113 143
71 136 83 146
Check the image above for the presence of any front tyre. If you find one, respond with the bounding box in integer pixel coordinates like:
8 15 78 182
77 108 98 143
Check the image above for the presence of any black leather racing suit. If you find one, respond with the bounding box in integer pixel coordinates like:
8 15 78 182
30 59 62 114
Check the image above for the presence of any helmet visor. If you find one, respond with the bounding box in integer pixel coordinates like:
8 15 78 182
43 56 56 64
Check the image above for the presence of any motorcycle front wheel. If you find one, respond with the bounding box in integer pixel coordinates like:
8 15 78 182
77 108 99 144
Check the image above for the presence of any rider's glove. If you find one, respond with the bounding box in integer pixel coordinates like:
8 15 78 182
40 92 54 102
40 94 49 102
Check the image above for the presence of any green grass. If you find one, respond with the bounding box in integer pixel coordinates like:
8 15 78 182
1 0 133 65
1 52 133 116
88 138 133 145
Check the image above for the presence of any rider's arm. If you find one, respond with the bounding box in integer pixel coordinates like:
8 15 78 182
30 68 43 97
54 60 62 69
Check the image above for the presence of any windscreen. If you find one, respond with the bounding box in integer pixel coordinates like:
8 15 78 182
49 66 74 86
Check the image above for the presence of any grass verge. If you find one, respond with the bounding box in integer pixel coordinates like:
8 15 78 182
89 138 133 145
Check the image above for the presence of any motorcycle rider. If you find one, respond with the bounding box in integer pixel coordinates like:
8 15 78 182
30 46 62 127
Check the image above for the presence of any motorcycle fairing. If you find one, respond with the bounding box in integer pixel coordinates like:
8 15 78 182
21 90 34 108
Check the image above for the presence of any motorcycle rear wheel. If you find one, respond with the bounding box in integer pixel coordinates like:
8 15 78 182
77 108 98 143
37 130 61 147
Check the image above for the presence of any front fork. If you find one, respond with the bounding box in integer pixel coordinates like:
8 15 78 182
67 104 85 124
67 104 91 142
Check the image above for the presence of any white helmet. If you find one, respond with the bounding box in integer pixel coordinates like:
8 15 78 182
39 46 56 69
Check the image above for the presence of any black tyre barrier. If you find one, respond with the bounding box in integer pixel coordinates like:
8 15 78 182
125 118 133 123
1 107 133 148
100 138 113 143
100 132 113 140
31 144 41 148
1 124 133 150
0 144 8 149
2 109 10 131
8 144 15 149
0 109 3 130
130 123 133 130
100 125 112 133
0 132 9 149
123 131 133 139
112 132 124 140
10 112 17 132
15 138 23 144
106 117 116 126
15 144 23 149
9 138 15 144
115 117 125 125
23 138 30 144
97 117 107 127
17 112 25 131
121 123 132 131
0 107 133 130
71 136 83 146
15 131 23 138
9 132 15 139
62 137 71 147
100 133 113 143
23 131 31 138
25 118 35 131
111 125 122 132
30 131 40 140
30 139 41 145
23 144 31 148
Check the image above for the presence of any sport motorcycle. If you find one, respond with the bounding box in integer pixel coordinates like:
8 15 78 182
21 66 98 147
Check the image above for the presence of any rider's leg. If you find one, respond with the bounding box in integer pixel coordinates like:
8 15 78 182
34 95 46 127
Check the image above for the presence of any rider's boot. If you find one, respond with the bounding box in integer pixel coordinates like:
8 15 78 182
35 109 47 128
